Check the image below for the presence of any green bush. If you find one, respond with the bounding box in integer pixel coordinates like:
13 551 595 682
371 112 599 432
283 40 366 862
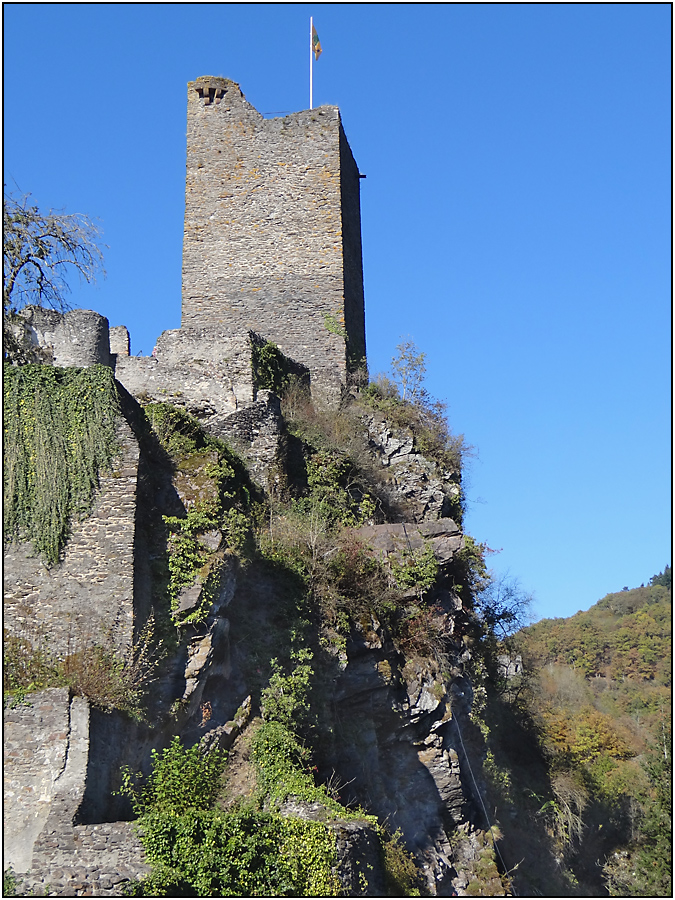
143 403 206 459
123 734 342 897
120 737 225 817
251 339 295 395
131 806 340 897
380 828 423 895
390 544 439 595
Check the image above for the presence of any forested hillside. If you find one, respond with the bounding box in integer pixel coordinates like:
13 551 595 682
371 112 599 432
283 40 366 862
492 570 672 896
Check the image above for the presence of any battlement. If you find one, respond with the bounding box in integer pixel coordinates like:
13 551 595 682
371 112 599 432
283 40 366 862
182 77 367 402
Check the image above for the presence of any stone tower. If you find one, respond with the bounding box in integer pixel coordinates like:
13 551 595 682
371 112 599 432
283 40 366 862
182 76 366 401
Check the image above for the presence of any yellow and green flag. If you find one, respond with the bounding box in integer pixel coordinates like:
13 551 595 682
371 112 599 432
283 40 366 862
312 23 322 60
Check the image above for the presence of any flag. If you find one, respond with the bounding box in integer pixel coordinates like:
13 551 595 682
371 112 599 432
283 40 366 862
312 23 322 60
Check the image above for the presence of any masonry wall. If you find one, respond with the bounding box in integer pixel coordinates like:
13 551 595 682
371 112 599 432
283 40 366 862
113 327 255 417
3 412 140 657
18 307 111 367
4 689 151 896
182 76 366 401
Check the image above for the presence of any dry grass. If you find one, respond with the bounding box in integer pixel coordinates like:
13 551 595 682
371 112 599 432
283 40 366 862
3 613 163 720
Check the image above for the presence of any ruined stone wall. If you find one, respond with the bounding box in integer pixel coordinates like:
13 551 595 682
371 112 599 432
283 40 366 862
182 76 366 402
113 327 255 418
3 412 140 657
4 689 151 896
18 307 111 367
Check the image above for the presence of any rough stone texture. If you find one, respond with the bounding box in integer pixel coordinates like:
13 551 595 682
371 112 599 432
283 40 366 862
19 820 149 898
356 519 465 570
331 819 386 896
274 800 387 896
206 389 286 490
18 307 111 368
326 621 503 896
108 325 130 359
3 412 140 657
4 690 151 896
113 327 254 418
199 695 252 753
182 76 366 403
4 689 73 873
363 413 462 522
498 653 523 678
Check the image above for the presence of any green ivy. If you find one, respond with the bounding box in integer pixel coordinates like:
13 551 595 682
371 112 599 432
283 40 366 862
323 312 347 339
122 736 341 897
251 339 293 395
3 364 120 565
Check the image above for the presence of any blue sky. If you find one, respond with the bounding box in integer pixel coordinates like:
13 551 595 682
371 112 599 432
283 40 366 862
4 3 671 622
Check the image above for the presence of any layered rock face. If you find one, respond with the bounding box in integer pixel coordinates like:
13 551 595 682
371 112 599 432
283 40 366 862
364 413 463 521
3 386 506 896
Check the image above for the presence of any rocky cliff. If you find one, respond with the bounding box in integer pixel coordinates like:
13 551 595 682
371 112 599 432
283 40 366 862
3 353 516 896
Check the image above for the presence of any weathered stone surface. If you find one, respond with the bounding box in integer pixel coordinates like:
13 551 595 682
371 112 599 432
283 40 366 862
200 695 252 753
3 411 140 657
108 325 130 358
17 307 111 368
175 550 237 619
114 327 254 417
363 414 462 522
4 691 151 896
498 653 523 678
197 529 222 551
206 389 286 490
182 76 366 404
356 519 464 569
331 819 387 896
4 689 72 873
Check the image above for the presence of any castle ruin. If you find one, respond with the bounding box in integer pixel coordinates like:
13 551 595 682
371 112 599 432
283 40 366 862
182 76 367 401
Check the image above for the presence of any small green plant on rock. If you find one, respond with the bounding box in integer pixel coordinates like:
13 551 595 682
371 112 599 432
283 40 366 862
380 828 424 896
390 544 439 596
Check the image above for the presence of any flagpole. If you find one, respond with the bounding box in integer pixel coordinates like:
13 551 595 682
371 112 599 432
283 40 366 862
309 16 313 110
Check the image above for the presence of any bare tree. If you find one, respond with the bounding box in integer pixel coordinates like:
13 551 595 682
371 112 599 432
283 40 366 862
3 189 105 361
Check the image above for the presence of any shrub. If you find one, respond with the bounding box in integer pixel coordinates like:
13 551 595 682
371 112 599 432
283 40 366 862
380 828 423 896
124 733 342 897
143 403 206 459
3 616 161 721
251 338 299 396
131 806 340 897
259 651 313 729
398 605 450 659
390 544 439 596
120 736 226 817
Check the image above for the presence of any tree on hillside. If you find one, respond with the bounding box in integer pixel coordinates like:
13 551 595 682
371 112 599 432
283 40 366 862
649 565 671 589
3 189 105 362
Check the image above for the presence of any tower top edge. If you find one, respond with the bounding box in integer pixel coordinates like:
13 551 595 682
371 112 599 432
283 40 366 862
187 76 341 120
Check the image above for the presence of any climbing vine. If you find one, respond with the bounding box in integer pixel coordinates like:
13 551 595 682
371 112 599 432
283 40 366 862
251 338 293 395
3 364 119 565
121 735 341 897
